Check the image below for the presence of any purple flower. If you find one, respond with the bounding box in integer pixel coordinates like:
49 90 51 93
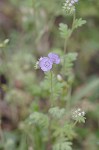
39 57 53 72
48 53 60 64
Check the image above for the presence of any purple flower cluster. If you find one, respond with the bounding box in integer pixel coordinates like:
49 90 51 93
39 53 60 72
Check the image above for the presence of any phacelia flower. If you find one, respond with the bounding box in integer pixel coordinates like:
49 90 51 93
63 0 78 14
39 57 53 72
48 53 60 64
72 108 85 118
72 108 86 123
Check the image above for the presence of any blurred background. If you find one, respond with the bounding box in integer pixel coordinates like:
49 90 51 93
0 0 99 150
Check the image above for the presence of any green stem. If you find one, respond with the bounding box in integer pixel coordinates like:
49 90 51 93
63 12 76 72
0 117 5 146
64 12 76 55
71 12 76 32
63 13 76 111
50 71 53 106
66 86 72 111
0 45 8 74
73 120 78 127
64 37 68 54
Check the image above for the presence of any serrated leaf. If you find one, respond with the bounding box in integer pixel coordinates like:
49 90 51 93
73 18 86 29
61 52 78 74
41 72 63 100
59 23 72 39
53 138 72 150
49 107 65 119
28 112 49 128
53 123 75 140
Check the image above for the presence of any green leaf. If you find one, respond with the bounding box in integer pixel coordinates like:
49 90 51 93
41 72 63 100
73 18 86 29
49 107 65 119
72 79 99 104
61 52 78 75
53 138 72 150
53 123 75 140
27 112 49 128
59 23 72 39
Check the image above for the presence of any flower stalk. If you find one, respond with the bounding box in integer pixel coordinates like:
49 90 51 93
50 71 53 106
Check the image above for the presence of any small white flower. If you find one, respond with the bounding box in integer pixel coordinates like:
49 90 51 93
82 111 85 116
72 108 85 120
65 3 67 6
66 0 69 3
63 0 78 14
39 57 43 61
69 3 72 7
78 108 81 111
78 113 81 116
71 0 75 4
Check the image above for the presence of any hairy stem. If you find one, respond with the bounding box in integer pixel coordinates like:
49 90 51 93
73 120 78 127
66 86 72 111
64 37 68 54
64 12 76 55
71 12 76 32
50 71 53 106
64 13 76 111
63 12 76 73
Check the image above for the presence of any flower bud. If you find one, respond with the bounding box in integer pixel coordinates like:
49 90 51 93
57 74 63 81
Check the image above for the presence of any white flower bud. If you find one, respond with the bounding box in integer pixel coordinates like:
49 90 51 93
57 74 63 81
78 108 81 111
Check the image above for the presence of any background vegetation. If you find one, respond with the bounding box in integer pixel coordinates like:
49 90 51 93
0 0 99 150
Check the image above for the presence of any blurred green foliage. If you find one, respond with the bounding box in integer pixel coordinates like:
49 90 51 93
0 0 99 150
